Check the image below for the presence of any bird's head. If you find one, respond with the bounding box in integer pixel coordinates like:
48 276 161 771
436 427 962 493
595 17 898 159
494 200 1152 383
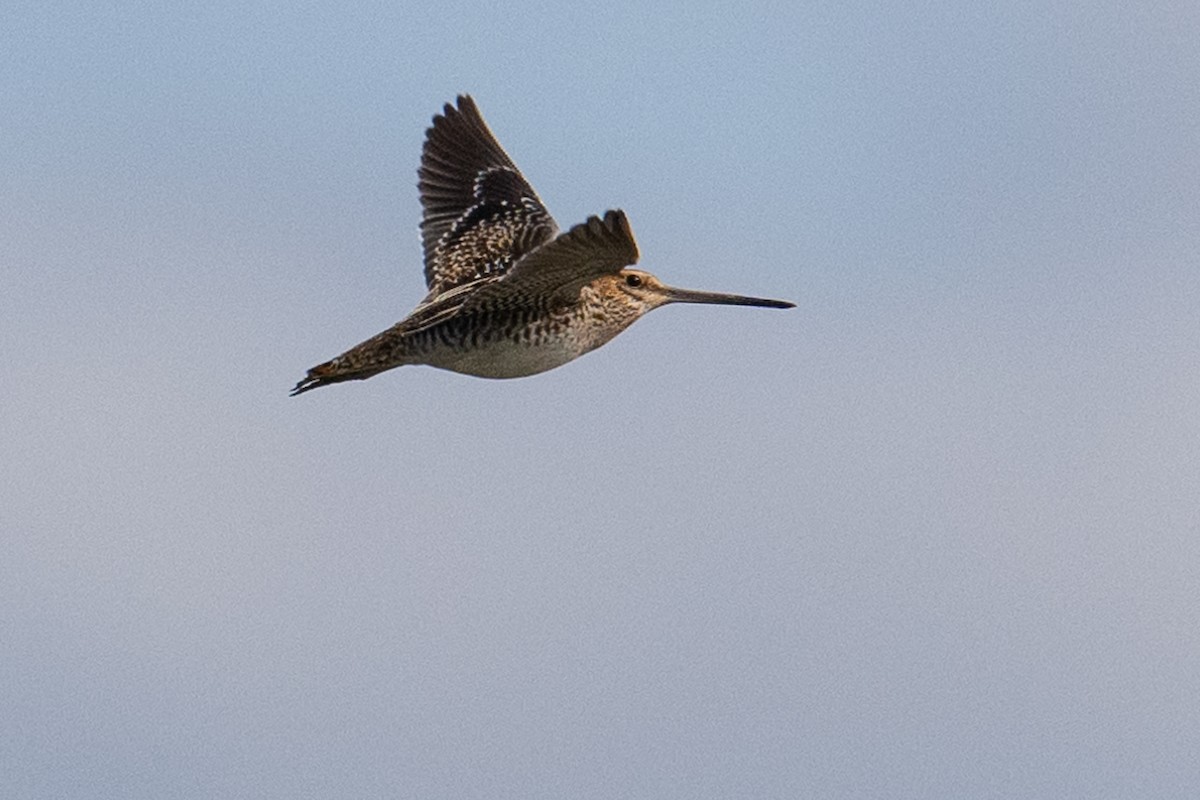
604 268 796 314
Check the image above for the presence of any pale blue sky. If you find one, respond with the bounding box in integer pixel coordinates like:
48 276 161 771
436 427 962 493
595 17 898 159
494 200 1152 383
3 2 1199 798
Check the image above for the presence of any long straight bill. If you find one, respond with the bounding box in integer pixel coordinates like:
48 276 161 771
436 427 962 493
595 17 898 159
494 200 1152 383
662 286 795 309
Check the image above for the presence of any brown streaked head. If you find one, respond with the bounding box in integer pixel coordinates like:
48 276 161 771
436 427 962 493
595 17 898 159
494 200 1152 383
605 268 795 313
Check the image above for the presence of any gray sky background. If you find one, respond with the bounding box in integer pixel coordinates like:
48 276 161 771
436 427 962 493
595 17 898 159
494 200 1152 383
3 2 1199 797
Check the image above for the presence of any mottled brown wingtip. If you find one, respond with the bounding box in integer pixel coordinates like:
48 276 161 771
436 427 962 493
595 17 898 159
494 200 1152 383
431 94 474 127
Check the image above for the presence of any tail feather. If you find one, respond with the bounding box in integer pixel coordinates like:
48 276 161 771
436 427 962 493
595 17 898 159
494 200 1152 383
291 324 415 396
289 359 385 396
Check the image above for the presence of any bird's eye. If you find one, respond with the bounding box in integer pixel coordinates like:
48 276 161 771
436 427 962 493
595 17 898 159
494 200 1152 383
624 274 642 288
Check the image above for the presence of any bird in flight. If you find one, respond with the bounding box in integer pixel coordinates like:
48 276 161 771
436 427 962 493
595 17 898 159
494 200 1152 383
291 95 794 396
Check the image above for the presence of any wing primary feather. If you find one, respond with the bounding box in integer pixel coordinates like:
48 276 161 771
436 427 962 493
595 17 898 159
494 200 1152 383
417 95 558 295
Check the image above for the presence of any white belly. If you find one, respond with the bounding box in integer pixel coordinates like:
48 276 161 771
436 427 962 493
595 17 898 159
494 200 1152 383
427 334 596 379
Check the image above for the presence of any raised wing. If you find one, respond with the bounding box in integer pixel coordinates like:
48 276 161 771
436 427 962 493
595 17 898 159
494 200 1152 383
460 209 639 314
418 96 558 296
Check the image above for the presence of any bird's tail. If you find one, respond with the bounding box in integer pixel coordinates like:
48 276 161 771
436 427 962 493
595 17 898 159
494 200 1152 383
291 324 420 396
290 359 372 396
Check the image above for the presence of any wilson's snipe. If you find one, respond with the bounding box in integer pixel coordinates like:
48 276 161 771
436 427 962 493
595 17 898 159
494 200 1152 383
291 96 794 395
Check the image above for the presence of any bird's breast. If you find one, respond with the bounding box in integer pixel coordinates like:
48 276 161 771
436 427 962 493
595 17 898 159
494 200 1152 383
422 302 634 379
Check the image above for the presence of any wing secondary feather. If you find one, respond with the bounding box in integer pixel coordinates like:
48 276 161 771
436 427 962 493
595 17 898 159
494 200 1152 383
418 96 558 296
459 209 639 314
